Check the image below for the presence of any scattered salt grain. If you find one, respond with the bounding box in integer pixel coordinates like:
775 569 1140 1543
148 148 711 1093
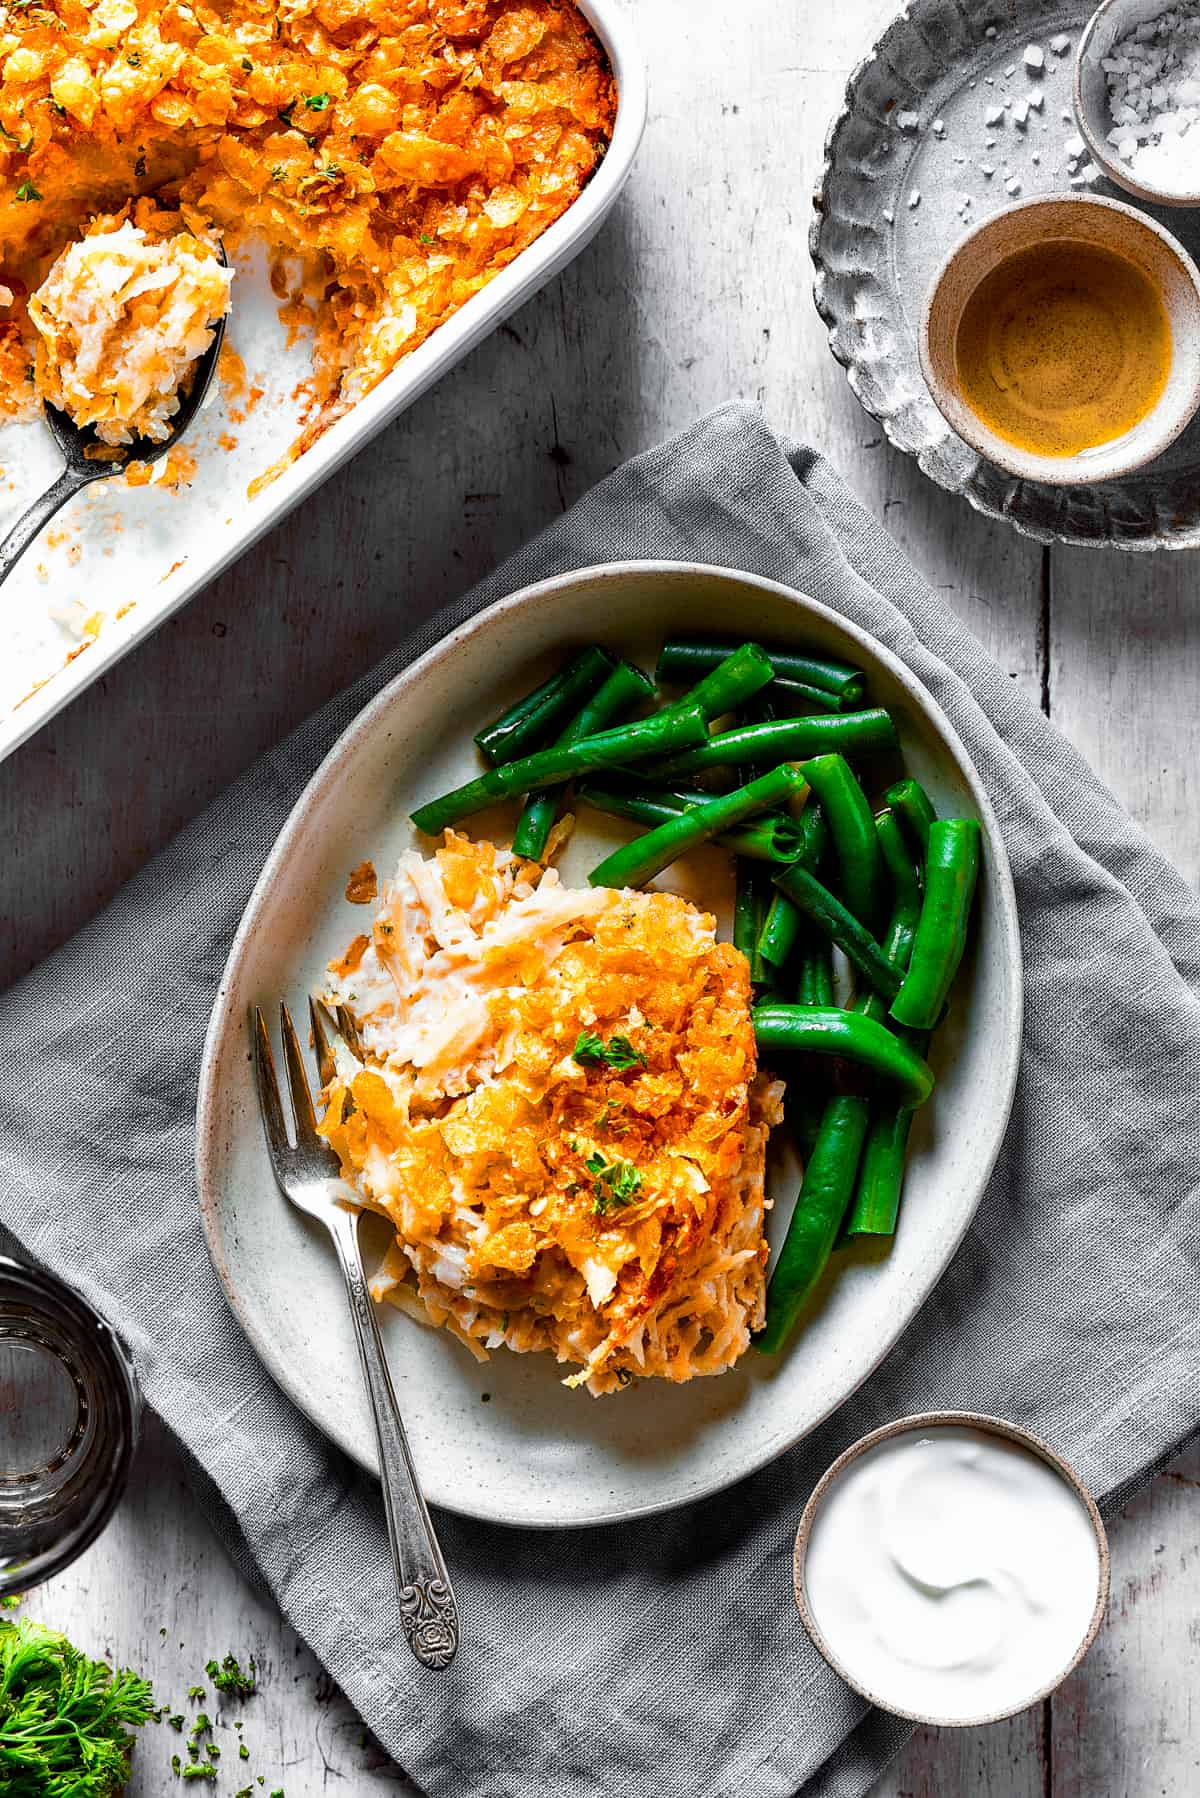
985 24 997 38
1012 98 1030 126
1005 174 1022 193
985 102 1006 123
1050 33 1072 55
908 188 921 208
1100 4 1200 195
932 116 947 135
896 109 921 131
1028 87 1044 109
1024 43 1045 71
979 161 996 174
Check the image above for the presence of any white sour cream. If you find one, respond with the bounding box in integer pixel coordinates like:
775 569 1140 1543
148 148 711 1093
802 1425 1103 1723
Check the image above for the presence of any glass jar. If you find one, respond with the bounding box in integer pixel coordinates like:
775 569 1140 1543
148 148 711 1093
0 1255 141 1595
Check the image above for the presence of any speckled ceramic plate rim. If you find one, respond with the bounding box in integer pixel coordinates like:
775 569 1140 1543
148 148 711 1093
811 0 1200 551
196 561 1023 1529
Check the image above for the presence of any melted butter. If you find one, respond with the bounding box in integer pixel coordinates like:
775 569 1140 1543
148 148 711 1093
955 241 1172 457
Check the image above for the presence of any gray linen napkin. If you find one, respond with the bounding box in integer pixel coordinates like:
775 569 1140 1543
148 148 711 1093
3 401 1199 1798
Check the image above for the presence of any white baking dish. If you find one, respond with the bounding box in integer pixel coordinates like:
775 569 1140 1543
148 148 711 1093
0 0 644 762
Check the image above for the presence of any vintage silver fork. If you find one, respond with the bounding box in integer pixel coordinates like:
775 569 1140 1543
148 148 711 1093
251 999 459 1670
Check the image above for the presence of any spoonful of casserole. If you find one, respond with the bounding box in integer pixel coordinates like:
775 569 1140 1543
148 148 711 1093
0 204 232 589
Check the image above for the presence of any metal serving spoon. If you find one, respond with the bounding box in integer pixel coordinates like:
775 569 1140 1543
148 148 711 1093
0 264 228 591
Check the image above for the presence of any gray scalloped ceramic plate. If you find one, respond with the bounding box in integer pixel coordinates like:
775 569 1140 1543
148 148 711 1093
196 562 1022 1529
813 0 1200 549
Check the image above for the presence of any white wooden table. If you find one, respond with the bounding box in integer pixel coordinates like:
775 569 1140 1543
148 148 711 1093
2 2 1197 1792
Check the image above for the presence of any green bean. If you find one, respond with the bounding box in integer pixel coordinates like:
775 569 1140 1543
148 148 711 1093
890 819 981 1031
758 892 802 969
648 708 897 779
875 808 923 967
474 646 614 765
657 639 864 705
587 764 806 890
752 1005 935 1107
734 861 769 988
577 783 806 865
512 661 652 860
412 701 709 836
844 1093 920 1238
883 777 938 855
773 865 904 1001
659 641 775 722
798 754 885 930
766 678 843 715
755 1094 871 1353
795 930 834 1007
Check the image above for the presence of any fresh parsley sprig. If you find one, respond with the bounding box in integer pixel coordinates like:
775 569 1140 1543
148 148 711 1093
0 1615 155 1796
572 1030 646 1072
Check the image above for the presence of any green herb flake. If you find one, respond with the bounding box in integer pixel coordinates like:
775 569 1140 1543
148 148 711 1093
14 178 41 202
173 1753 183 1775
182 1763 218 1782
206 1652 257 1697
572 1030 646 1072
304 91 330 110
169 1711 185 1730
187 1686 205 1703
584 1152 642 1215
240 1740 251 1759
241 56 253 69
419 231 434 244
126 50 140 64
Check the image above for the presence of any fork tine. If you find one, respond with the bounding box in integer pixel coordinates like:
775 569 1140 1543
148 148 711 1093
309 996 336 1089
335 1002 365 1061
279 1001 320 1146
250 1006 291 1156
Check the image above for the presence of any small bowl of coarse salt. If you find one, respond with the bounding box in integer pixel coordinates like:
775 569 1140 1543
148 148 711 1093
1075 0 1200 206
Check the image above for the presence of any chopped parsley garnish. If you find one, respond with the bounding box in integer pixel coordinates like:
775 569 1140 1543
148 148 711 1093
126 50 140 64
240 1740 251 1759
0 119 32 150
206 1652 257 1696
169 1711 185 1730
182 1763 218 1782
585 1152 642 1215
304 91 330 110
572 1030 646 1072
276 101 295 124
270 164 285 180
241 56 253 70
419 231 434 243
14 178 41 202
187 1686 205 1703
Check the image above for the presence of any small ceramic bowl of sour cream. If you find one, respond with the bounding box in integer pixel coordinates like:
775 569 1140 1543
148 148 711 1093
793 1413 1110 1727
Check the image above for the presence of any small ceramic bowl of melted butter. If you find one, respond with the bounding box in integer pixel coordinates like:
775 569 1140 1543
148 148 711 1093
920 195 1200 486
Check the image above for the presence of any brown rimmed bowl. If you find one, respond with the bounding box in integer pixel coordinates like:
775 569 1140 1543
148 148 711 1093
793 1410 1110 1727
920 195 1200 487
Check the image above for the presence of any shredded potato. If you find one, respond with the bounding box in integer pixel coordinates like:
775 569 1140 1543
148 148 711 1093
0 0 615 465
319 834 784 1395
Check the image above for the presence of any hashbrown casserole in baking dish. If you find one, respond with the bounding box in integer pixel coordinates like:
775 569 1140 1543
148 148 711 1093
0 0 616 473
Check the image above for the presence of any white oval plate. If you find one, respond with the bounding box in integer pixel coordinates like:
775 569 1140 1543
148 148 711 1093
196 563 1022 1529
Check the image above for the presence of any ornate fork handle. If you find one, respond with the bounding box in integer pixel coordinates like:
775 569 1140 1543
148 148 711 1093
328 1204 459 1670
